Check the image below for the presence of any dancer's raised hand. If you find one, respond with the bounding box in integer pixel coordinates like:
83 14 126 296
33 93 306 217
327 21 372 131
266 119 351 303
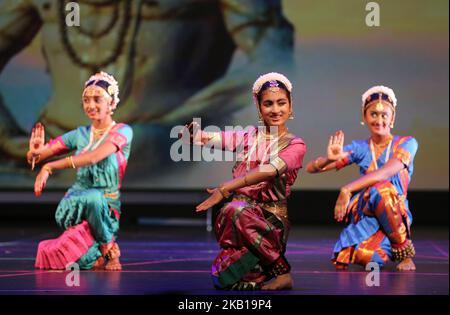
327 130 347 161
29 123 45 154
28 123 46 170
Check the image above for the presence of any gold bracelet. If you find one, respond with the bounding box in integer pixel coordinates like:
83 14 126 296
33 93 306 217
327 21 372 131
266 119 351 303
243 175 249 186
42 165 52 175
66 156 76 169
69 156 76 169
219 186 231 199
341 187 352 196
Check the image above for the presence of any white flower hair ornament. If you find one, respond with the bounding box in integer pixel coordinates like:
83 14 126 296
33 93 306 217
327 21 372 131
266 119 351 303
252 72 293 95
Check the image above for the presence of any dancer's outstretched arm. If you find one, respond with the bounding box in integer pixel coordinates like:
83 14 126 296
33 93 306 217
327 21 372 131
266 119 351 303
306 130 349 173
196 164 278 212
180 121 246 151
190 121 222 147
34 141 118 196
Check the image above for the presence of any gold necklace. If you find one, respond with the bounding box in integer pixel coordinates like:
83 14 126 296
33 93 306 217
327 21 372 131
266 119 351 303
370 136 393 170
371 136 393 155
92 121 116 140
245 129 288 170
373 137 392 148
82 121 117 154
92 125 111 135
261 127 288 139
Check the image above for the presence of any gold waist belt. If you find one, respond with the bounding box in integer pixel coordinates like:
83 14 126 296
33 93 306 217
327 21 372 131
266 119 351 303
104 191 119 199
233 194 288 220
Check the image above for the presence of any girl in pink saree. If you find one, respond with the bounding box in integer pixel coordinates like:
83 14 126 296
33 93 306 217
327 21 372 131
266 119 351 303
189 73 306 290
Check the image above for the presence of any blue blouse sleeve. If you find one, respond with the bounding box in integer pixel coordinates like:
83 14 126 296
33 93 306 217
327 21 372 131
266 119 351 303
336 140 365 170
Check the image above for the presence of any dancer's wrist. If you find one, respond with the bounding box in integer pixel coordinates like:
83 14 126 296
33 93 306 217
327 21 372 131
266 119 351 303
313 158 323 171
42 164 53 176
340 187 352 195
218 184 231 199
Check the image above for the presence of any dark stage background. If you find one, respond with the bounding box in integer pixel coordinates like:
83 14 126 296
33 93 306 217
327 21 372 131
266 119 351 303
0 189 447 228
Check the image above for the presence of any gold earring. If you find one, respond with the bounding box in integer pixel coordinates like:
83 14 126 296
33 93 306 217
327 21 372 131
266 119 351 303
289 112 294 120
258 113 263 124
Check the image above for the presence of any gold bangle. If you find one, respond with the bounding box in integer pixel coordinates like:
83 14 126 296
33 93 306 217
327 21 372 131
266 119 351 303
66 156 76 169
42 165 52 175
341 187 352 196
219 186 231 199
243 175 249 186
69 156 76 169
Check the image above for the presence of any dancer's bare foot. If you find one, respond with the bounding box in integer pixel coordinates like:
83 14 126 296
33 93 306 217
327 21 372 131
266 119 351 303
262 273 293 290
105 257 122 271
104 243 122 271
396 258 416 271
92 256 105 270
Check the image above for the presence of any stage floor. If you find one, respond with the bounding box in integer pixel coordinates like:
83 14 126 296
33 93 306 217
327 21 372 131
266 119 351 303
0 225 447 295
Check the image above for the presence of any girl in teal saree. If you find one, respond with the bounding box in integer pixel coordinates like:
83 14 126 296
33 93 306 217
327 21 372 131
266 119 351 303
29 72 133 271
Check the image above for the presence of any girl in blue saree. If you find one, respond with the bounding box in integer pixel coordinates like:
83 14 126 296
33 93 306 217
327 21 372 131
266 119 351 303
28 72 133 271
306 85 418 271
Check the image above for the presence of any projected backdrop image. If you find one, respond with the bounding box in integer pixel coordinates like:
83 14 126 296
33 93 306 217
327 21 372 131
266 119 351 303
0 0 448 190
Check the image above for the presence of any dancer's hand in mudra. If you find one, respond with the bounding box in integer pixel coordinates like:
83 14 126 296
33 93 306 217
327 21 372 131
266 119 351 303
34 166 51 197
28 123 46 170
179 121 203 145
196 188 223 212
29 123 45 154
327 130 348 161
